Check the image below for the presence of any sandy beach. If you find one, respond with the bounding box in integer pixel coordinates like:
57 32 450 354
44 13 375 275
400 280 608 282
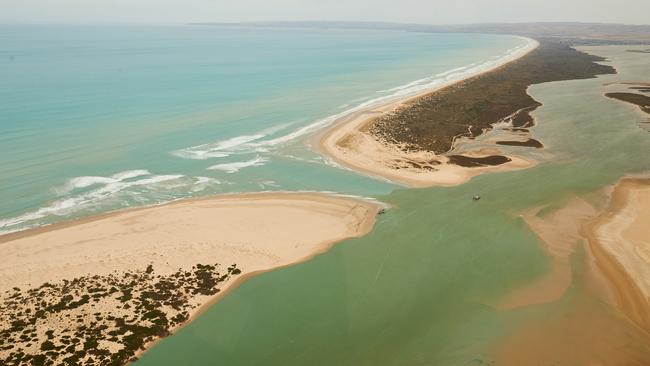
492 177 650 365
316 38 540 187
585 178 650 330
511 176 650 331
0 192 381 364
0 192 380 288
502 177 650 328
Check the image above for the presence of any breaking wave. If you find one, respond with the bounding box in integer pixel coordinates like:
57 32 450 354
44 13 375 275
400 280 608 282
170 37 536 166
208 156 268 173
0 171 224 235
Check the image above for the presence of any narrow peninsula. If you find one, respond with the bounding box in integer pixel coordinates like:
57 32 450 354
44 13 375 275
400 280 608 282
320 40 616 186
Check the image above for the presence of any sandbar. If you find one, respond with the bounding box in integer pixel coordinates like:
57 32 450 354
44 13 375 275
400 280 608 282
585 178 650 330
0 192 381 364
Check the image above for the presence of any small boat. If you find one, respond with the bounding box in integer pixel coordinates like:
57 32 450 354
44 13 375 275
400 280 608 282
472 195 481 201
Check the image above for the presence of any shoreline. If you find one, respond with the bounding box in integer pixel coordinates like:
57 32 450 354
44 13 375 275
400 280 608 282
509 175 650 331
0 190 382 242
492 175 650 365
0 191 382 364
315 37 540 187
583 177 650 331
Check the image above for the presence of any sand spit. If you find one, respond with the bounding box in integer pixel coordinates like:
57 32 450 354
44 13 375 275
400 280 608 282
0 192 381 365
318 40 620 188
317 39 539 187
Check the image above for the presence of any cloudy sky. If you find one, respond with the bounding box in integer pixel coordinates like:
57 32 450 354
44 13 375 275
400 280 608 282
1 0 649 25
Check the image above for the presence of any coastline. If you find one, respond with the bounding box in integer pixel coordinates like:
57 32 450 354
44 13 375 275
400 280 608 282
317 39 617 188
3 25 650 366
491 176 650 365
509 176 650 331
315 37 540 187
0 192 382 364
584 177 650 331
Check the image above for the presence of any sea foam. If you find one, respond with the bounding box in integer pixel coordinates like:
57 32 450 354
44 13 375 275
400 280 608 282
56 170 153 194
1 38 536 235
169 37 536 166
0 171 189 235
171 123 292 161
207 156 268 173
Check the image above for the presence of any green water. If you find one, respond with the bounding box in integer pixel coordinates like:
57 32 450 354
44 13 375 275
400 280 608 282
137 46 650 364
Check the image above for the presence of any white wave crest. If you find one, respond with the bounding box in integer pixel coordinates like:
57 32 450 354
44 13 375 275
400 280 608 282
56 169 154 195
191 176 222 192
111 169 151 180
246 40 536 151
208 156 268 173
172 123 292 161
172 134 263 160
0 172 185 234
57 176 118 194
168 37 536 168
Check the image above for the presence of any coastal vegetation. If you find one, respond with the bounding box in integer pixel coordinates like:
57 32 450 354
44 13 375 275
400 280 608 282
0 192 378 365
495 138 544 148
369 41 616 155
1 20 649 366
606 92 650 114
0 263 241 365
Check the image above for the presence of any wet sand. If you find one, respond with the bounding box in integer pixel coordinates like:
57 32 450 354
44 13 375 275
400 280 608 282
494 181 650 365
508 177 650 331
0 192 381 364
585 178 650 330
501 198 599 310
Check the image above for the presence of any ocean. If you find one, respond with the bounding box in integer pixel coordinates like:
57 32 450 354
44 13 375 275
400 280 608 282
0 25 529 234
134 44 650 364
3 25 650 365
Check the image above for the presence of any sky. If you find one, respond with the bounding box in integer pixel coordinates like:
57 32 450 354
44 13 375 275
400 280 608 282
1 0 649 25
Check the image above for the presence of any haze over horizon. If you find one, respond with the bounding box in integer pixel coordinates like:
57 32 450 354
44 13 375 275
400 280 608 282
1 0 650 26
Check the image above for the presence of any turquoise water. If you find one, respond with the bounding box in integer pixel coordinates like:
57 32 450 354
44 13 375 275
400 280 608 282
0 25 527 233
137 46 650 364
3 25 650 365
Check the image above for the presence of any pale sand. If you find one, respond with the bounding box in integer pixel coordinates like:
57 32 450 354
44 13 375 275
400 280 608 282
513 177 650 329
0 192 380 290
499 198 599 310
492 180 650 364
585 178 650 330
0 192 382 362
316 38 539 187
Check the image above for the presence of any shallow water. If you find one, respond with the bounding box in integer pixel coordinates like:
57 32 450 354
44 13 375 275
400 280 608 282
4 25 649 363
137 46 650 364
0 25 527 234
